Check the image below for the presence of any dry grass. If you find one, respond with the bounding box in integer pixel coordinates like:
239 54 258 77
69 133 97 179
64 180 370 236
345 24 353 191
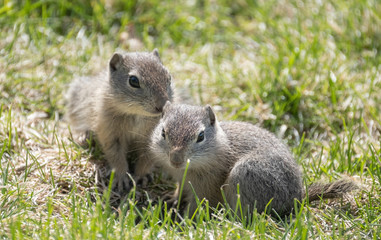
1 0 380 238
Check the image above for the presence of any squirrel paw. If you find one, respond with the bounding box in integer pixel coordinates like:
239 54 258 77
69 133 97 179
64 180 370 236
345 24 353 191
162 193 188 218
105 170 133 193
77 130 96 148
162 192 179 209
115 176 134 193
135 173 153 188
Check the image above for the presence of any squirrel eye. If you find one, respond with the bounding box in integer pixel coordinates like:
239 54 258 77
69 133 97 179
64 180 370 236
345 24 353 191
161 128 166 139
129 75 140 88
196 131 204 143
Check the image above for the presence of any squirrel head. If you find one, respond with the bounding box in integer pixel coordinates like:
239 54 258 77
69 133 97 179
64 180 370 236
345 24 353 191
150 103 226 170
107 49 173 116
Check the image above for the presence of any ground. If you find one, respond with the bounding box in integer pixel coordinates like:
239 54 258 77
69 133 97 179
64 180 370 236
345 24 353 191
0 0 380 238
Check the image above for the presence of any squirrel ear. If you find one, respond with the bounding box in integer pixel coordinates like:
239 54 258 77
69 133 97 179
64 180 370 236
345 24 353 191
109 53 123 72
162 101 172 117
152 48 162 61
205 105 216 126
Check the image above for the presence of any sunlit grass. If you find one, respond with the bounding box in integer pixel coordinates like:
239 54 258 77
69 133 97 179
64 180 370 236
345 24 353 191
0 0 380 238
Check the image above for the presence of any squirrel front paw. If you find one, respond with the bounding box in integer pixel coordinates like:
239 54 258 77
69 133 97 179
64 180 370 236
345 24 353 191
162 192 179 209
135 173 153 188
161 192 189 218
106 169 134 193
77 130 96 148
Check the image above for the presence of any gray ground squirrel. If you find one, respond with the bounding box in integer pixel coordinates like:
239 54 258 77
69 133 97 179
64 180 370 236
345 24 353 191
150 102 358 217
66 49 173 192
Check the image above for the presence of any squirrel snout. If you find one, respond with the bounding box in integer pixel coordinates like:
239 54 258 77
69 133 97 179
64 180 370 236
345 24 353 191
169 148 186 168
154 95 170 113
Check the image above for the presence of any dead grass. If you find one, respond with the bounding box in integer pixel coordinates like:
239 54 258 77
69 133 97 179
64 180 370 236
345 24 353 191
1 0 380 238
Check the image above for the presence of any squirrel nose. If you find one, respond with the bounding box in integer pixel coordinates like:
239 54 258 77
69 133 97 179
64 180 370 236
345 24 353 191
155 94 169 113
171 154 183 164
170 147 185 167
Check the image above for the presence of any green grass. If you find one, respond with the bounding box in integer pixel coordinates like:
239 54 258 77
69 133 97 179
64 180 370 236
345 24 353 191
1 0 380 238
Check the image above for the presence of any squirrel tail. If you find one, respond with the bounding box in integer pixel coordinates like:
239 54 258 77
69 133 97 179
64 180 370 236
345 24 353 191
304 178 358 203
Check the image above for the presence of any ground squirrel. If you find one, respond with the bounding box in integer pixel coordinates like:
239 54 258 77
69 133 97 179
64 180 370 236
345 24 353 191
150 102 358 217
66 49 173 192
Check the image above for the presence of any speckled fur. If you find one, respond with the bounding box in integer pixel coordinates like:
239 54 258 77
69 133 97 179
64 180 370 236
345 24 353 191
66 50 173 192
150 103 357 217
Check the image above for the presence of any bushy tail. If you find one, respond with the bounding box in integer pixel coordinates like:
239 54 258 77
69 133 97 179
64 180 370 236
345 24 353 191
304 178 358 202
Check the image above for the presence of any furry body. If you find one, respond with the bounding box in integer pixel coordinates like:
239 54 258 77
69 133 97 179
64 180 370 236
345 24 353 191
150 103 357 217
67 50 173 191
